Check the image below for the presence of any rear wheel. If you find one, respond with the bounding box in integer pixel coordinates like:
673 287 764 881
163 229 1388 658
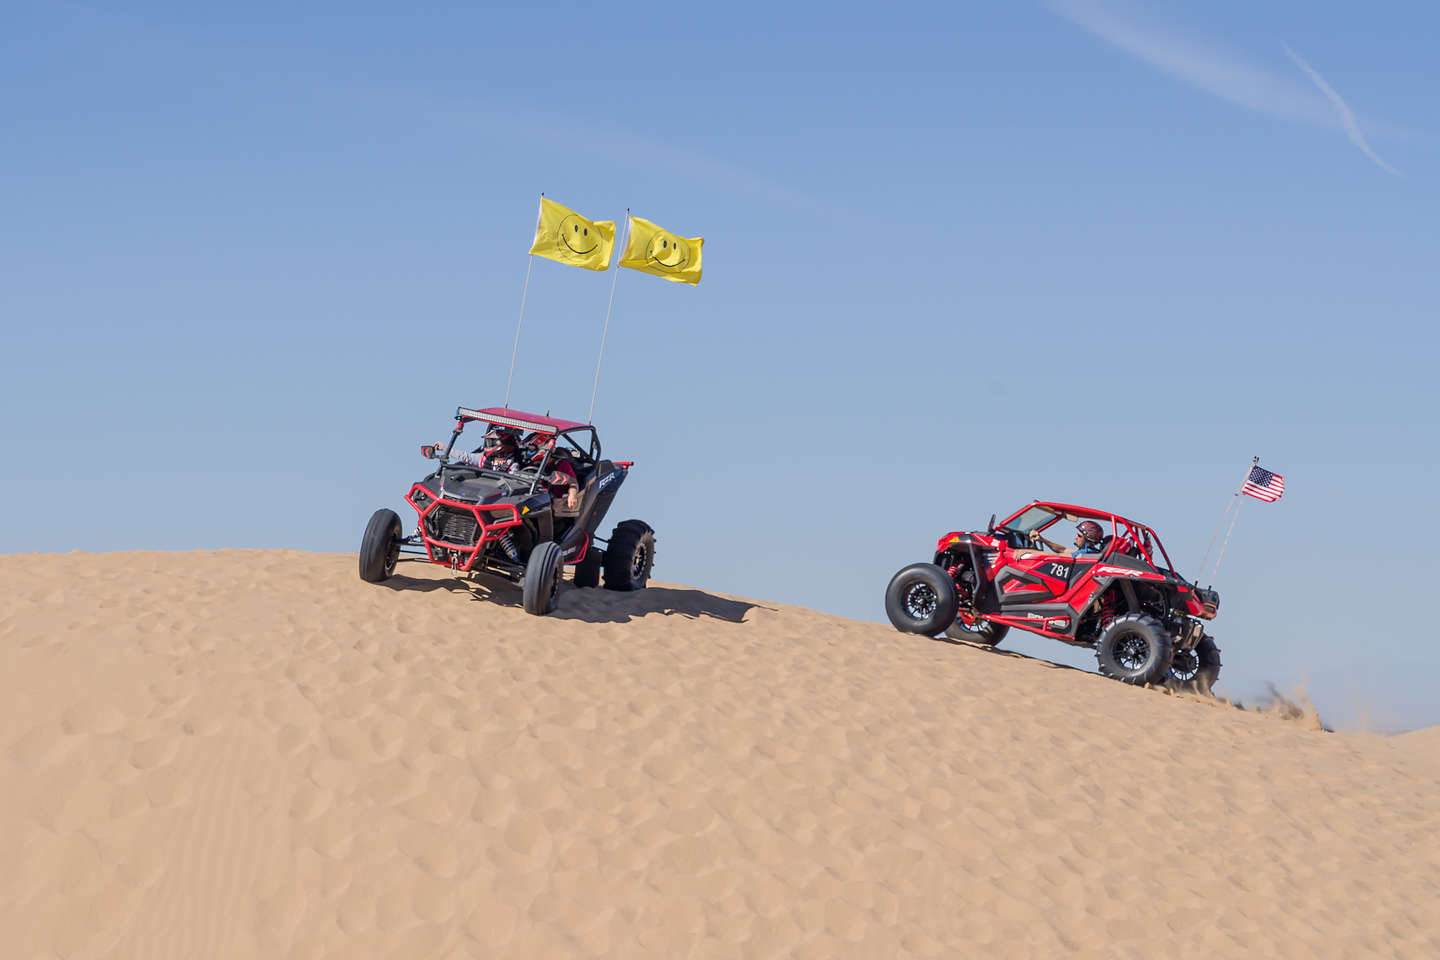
945 618 1009 646
1168 633 1222 694
1095 613 1174 685
603 520 655 591
522 541 564 615
884 563 959 636
359 509 402 583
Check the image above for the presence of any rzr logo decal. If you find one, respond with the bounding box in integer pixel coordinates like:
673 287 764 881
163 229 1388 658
1093 566 1164 580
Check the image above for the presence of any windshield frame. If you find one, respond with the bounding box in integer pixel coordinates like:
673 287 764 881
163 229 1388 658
999 505 1061 535
443 418 601 496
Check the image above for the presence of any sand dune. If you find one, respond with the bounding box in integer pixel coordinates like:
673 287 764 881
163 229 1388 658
2 550 1437 958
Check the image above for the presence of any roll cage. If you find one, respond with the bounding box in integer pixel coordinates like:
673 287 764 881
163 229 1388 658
441 406 602 495
996 500 1180 576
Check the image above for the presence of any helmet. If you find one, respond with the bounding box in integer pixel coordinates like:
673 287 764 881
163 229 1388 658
1076 520 1104 544
521 431 553 462
482 426 520 453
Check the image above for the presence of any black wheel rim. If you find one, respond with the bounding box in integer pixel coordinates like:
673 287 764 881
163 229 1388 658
1170 648 1199 683
384 534 400 576
630 543 648 580
903 582 938 620
1114 631 1151 671
549 562 560 606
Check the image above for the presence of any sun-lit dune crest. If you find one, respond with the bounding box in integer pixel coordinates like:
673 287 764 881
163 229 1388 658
2 549 1437 959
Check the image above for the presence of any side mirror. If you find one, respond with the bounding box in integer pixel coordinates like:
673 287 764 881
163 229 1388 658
421 444 437 459
988 513 996 534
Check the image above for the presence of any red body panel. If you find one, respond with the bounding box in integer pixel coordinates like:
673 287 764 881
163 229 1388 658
931 500 1217 645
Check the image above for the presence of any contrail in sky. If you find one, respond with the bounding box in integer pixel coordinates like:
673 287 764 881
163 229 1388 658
1283 44 1400 176
1049 0 1400 175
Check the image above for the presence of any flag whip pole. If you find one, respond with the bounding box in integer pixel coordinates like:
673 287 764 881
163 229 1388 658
505 194 545 409
1197 456 1257 584
588 210 628 423
1211 483 1249 584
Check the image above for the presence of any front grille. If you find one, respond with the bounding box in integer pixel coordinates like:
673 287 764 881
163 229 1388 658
431 507 479 545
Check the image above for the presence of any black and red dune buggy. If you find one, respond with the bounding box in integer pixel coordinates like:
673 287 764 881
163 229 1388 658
358 406 655 616
885 501 1222 691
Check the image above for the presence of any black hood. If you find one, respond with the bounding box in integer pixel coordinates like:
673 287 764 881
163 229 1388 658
419 472 527 504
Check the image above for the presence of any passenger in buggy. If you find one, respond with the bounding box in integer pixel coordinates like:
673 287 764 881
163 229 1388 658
521 433 581 517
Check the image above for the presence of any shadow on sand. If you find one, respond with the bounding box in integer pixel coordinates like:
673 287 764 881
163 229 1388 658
926 632 1092 676
379 562 761 625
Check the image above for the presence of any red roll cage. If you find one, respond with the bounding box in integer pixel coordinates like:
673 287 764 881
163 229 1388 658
998 500 1178 572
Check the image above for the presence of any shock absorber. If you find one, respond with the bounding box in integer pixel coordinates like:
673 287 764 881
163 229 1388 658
496 532 519 562
1098 592 1118 629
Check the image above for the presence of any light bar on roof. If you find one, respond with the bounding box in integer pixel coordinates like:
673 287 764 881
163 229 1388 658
455 407 557 434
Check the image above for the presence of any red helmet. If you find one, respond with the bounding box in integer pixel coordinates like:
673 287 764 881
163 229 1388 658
522 432 554 462
1076 520 1104 544
482 426 520 453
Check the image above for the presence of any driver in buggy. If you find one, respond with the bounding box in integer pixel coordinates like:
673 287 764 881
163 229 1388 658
1026 520 1105 558
422 425 527 472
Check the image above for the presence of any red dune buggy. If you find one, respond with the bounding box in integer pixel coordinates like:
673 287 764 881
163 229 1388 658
358 406 654 616
885 501 1221 691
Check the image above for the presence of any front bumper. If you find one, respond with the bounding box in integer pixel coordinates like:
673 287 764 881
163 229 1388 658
406 483 521 572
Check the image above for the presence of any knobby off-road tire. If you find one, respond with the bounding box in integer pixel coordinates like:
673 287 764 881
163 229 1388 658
603 520 655 591
945 619 1009 646
573 542 603 588
1095 613 1174 685
523 541 564 616
359 509 402 583
1168 633 1222 695
885 563 960 636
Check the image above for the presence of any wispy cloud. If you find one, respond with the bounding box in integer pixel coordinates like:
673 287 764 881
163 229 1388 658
1048 0 1399 175
1282 44 1400 176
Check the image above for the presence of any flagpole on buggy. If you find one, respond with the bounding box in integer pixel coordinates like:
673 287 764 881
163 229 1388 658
1210 476 1252 583
588 210 629 424
1197 457 1258 585
505 194 546 409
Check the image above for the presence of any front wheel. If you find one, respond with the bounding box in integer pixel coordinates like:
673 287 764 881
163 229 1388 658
884 563 959 636
359 509 402 583
1168 633 1222 695
1095 613 1174 686
603 520 655 591
522 541 564 616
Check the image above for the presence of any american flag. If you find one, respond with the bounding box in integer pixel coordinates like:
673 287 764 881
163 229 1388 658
1242 464 1285 502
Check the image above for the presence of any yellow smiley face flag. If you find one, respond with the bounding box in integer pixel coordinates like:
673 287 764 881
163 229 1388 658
528 197 616 271
618 214 704 285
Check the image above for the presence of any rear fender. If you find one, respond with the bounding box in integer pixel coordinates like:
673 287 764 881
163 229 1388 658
559 461 627 553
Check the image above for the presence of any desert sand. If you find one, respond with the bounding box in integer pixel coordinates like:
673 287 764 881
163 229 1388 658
2 550 1437 959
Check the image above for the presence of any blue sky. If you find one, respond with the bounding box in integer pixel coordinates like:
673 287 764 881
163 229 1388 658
4 1 1437 731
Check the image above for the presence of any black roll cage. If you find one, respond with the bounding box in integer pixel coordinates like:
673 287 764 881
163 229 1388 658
439 415 602 497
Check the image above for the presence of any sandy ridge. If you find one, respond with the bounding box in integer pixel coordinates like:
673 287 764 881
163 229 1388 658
2 550 1437 958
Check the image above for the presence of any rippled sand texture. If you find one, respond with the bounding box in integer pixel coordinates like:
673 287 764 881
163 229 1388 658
2 550 1437 959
